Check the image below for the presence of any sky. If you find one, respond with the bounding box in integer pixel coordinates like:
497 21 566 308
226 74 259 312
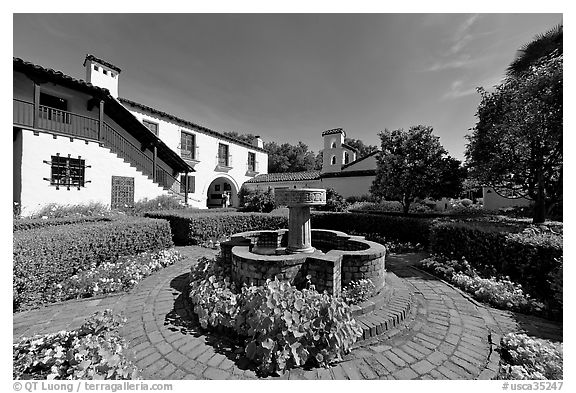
13 13 562 161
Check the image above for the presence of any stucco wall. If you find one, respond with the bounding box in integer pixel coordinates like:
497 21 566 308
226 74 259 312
126 106 268 208
342 154 377 172
18 129 170 216
321 176 375 198
483 187 532 210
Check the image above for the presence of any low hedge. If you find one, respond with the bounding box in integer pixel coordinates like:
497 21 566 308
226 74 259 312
144 211 288 245
13 218 173 311
311 212 433 246
429 221 562 306
13 216 113 232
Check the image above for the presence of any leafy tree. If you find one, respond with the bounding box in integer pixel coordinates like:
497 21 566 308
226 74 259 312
466 37 562 223
222 131 258 145
264 141 317 173
315 188 349 212
343 137 379 158
430 156 467 199
370 125 447 214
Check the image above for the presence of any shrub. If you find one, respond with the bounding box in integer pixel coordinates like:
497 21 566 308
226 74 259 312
13 216 113 232
13 310 141 380
312 212 433 246
345 194 377 204
189 257 363 375
29 202 111 219
145 211 288 245
341 279 376 305
238 188 277 213
429 220 562 305
315 188 349 212
418 256 546 316
50 249 182 304
13 218 173 312
497 333 562 380
129 195 185 215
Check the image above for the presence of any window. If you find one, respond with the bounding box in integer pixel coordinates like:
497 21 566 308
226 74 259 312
180 175 195 193
223 182 231 191
218 143 229 166
248 152 256 172
39 92 70 123
180 131 196 160
111 73 115 78
331 139 337 149
331 155 336 165
103 69 108 75
93 65 99 71
143 120 159 136
344 151 350 164
49 155 86 190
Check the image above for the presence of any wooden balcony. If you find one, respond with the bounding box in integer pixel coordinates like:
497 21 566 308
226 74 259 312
13 98 183 197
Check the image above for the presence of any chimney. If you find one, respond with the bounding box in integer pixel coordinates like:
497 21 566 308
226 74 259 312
253 135 264 149
83 54 122 98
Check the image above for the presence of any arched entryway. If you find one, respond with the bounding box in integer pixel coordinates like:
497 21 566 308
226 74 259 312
206 176 238 208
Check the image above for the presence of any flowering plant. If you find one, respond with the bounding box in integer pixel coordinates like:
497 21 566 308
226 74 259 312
497 333 562 380
13 310 140 380
188 256 363 375
341 279 376 305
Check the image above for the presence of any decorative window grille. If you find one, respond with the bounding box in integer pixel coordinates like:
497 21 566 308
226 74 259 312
44 154 89 190
180 131 196 160
111 176 135 209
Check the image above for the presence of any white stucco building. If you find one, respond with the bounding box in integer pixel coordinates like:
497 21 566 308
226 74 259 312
243 128 377 198
13 55 268 216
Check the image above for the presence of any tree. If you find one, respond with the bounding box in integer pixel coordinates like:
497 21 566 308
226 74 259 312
370 125 447 214
430 156 467 200
343 137 379 158
222 131 258 145
507 24 562 77
264 141 317 173
466 37 562 223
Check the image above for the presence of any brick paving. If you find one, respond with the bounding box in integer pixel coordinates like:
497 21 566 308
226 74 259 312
13 247 562 380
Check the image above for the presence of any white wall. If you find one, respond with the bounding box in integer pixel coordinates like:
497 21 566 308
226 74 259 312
321 176 375 198
342 154 378 171
126 106 268 208
18 129 170 216
483 187 532 210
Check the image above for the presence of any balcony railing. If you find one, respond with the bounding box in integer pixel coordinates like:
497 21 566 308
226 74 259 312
180 146 200 162
13 99 186 198
217 154 233 168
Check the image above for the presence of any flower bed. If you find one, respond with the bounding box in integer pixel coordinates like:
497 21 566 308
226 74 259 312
13 218 173 312
341 279 376 305
51 249 182 302
13 310 141 380
188 256 363 375
418 256 546 316
496 333 562 380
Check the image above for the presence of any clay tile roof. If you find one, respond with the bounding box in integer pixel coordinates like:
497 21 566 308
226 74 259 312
321 128 346 137
244 170 321 184
83 54 122 73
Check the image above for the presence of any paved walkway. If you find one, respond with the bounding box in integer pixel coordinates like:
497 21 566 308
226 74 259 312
13 247 562 380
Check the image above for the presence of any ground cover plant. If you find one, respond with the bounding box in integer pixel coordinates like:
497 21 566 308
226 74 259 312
51 249 182 303
188 256 363 375
13 310 141 380
418 256 546 316
13 218 173 312
341 279 376 305
496 333 562 380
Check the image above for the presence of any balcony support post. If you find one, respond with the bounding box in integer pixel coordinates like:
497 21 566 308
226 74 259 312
184 171 189 205
98 100 104 141
33 83 40 129
152 145 157 182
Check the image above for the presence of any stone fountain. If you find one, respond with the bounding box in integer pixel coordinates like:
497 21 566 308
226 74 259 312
220 188 386 296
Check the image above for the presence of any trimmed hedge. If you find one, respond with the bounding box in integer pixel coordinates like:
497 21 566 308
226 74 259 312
144 210 433 247
144 211 288 245
429 221 562 306
13 218 173 311
13 216 113 232
311 212 433 246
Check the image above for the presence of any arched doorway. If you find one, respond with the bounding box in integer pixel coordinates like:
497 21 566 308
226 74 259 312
206 176 238 208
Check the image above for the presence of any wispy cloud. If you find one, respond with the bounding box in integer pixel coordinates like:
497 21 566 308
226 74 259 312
442 80 478 100
425 54 474 72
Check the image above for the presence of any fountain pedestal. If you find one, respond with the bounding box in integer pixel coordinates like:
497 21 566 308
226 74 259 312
275 188 326 254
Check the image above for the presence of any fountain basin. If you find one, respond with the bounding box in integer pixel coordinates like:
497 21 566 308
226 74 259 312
220 229 386 296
